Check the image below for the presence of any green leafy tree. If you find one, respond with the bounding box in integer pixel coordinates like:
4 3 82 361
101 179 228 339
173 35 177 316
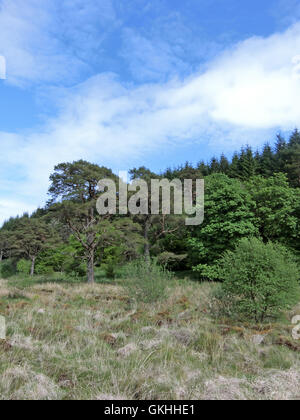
189 174 257 278
48 160 117 283
0 230 11 261
12 218 57 275
129 166 160 261
246 173 299 248
217 238 300 322
129 166 187 263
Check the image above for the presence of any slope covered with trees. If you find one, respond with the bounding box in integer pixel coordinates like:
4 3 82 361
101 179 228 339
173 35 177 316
1 130 299 283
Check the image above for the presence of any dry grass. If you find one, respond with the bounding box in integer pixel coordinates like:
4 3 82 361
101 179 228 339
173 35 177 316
0 277 299 400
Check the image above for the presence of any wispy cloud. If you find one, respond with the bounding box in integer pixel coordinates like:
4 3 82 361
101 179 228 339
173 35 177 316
0 0 118 87
273 0 300 26
120 8 226 83
0 55 6 79
1 2 300 225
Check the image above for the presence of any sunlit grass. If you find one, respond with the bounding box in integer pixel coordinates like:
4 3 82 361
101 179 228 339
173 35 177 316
0 276 299 400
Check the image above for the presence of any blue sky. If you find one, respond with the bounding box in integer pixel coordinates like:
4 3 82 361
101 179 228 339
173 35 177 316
0 0 300 225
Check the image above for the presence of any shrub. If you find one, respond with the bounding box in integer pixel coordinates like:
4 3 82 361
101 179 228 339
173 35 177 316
123 259 173 303
0 259 16 278
35 261 54 275
63 257 86 278
193 263 219 280
103 259 116 279
216 238 300 322
16 259 31 275
101 246 123 279
157 252 187 270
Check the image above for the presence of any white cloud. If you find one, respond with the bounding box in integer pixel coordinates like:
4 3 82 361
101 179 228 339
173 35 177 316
1 21 300 225
0 55 6 79
0 198 37 225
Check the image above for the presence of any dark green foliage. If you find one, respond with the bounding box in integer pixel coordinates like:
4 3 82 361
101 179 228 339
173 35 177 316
156 251 187 270
217 238 300 322
0 230 11 261
209 157 220 174
246 173 299 246
64 258 87 278
189 174 257 278
10 217 59 276
219 154 230 174
258 144 275 177
1 129 299 318
48 160 120 283
238 146 256 180
48 160 116 203
0 259 16 278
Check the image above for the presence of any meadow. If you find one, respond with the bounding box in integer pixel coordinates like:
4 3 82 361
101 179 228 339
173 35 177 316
1 271 299 400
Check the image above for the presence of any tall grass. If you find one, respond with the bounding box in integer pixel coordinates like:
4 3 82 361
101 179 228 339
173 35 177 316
122 259 174 303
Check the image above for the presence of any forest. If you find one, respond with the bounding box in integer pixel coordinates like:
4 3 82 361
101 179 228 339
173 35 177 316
1 130 300 400
1 129 299 285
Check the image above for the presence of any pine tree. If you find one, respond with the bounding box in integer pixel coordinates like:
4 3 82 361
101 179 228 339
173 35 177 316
238 146 256 180
219 154 230 174
209 157 220 174
0 230 11 261
48 160 118 283
289 129 300 148
12 218 58 275
197 161 209 177
228 152 240 178
274 134 287 173
258 143 275 177
275 133 287 153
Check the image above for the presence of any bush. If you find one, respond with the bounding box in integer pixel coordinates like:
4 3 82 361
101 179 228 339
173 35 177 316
193 263 220 280
35 261 54 275
216 238 300 322
63 257 86 278
17 259 31 275
123 259 174 303
0 259 16 278
103 260 116 279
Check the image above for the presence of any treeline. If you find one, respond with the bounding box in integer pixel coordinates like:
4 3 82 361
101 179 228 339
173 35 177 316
0 130 299 283
164 129 300 186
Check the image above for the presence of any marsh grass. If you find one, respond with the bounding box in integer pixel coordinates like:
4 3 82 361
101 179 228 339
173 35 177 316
0 276 299 400
123 259 174 303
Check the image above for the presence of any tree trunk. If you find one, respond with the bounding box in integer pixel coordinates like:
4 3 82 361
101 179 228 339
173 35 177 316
144 216 151 262
87 207 95 284
87 251 94 284
0 250 3 262
30 256 36 276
